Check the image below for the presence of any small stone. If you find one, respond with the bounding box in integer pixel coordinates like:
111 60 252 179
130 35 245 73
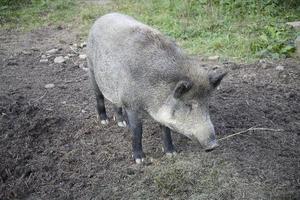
79 54 87 60
81 109 86 113
82 67 89 72
149 157 155 163
64 56 70 60
45 83 55 89
80 42 87 48
286 21 300 30
67 53 76 57
259 60 270 69
276 65 285 71
208 55 219 61
22 50 32 55
79 63 89 71
41 55 47 59
40 58 48 63
54 56 66 63
261 63 267 69
46 48 59 54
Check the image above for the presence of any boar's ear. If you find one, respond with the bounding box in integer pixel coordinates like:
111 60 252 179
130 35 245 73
173 80 193 98
209 71 227 88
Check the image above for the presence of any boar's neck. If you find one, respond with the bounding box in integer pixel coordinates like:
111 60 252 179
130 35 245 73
180 57 210 85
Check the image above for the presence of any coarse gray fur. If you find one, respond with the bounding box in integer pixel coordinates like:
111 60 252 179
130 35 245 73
87 13 225 148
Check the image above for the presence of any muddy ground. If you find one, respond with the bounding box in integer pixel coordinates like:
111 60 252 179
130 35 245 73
0 26 299 200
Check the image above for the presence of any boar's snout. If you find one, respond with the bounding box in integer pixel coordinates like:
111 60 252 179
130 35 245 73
204 140 219 152
192 119 219 152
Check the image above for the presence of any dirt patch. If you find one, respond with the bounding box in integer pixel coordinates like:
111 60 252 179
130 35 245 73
0 27 299 200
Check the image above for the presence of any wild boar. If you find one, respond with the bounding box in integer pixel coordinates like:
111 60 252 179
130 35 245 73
87 13 226 163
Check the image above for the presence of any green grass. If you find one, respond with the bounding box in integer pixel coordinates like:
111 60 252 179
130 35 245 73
0 0 79 30
1 0 299 62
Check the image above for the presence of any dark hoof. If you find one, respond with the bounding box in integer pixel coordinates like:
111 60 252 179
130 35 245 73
165 151 177 157
100 119 109 125
117 121 127 127
132 152 145 164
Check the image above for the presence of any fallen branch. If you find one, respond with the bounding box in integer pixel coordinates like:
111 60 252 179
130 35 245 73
218 127 284 141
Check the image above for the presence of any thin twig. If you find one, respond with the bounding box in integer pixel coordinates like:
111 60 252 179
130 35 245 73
69 46 79 54
63 78 83 83
30 91 48 103
218 127 284 141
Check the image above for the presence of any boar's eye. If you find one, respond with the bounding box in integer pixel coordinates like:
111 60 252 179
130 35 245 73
173 80 193 98
171 102 192 116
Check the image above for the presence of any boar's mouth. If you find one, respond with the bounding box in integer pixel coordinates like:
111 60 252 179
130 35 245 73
183 133 219 151
170 126 219 151
204 140 219 152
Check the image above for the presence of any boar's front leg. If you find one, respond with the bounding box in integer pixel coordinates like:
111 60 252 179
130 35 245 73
126 109 145 164
161 125 176 156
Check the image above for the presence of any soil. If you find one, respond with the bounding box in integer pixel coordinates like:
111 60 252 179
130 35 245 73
0 26 299 200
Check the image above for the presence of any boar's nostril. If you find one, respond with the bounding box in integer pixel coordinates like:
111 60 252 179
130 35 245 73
204 140 219 152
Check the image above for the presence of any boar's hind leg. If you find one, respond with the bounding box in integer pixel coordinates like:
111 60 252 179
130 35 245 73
113 106 127 127
161 125 176 156
90 70 109 125
95 91 109 125
126 109 145 164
